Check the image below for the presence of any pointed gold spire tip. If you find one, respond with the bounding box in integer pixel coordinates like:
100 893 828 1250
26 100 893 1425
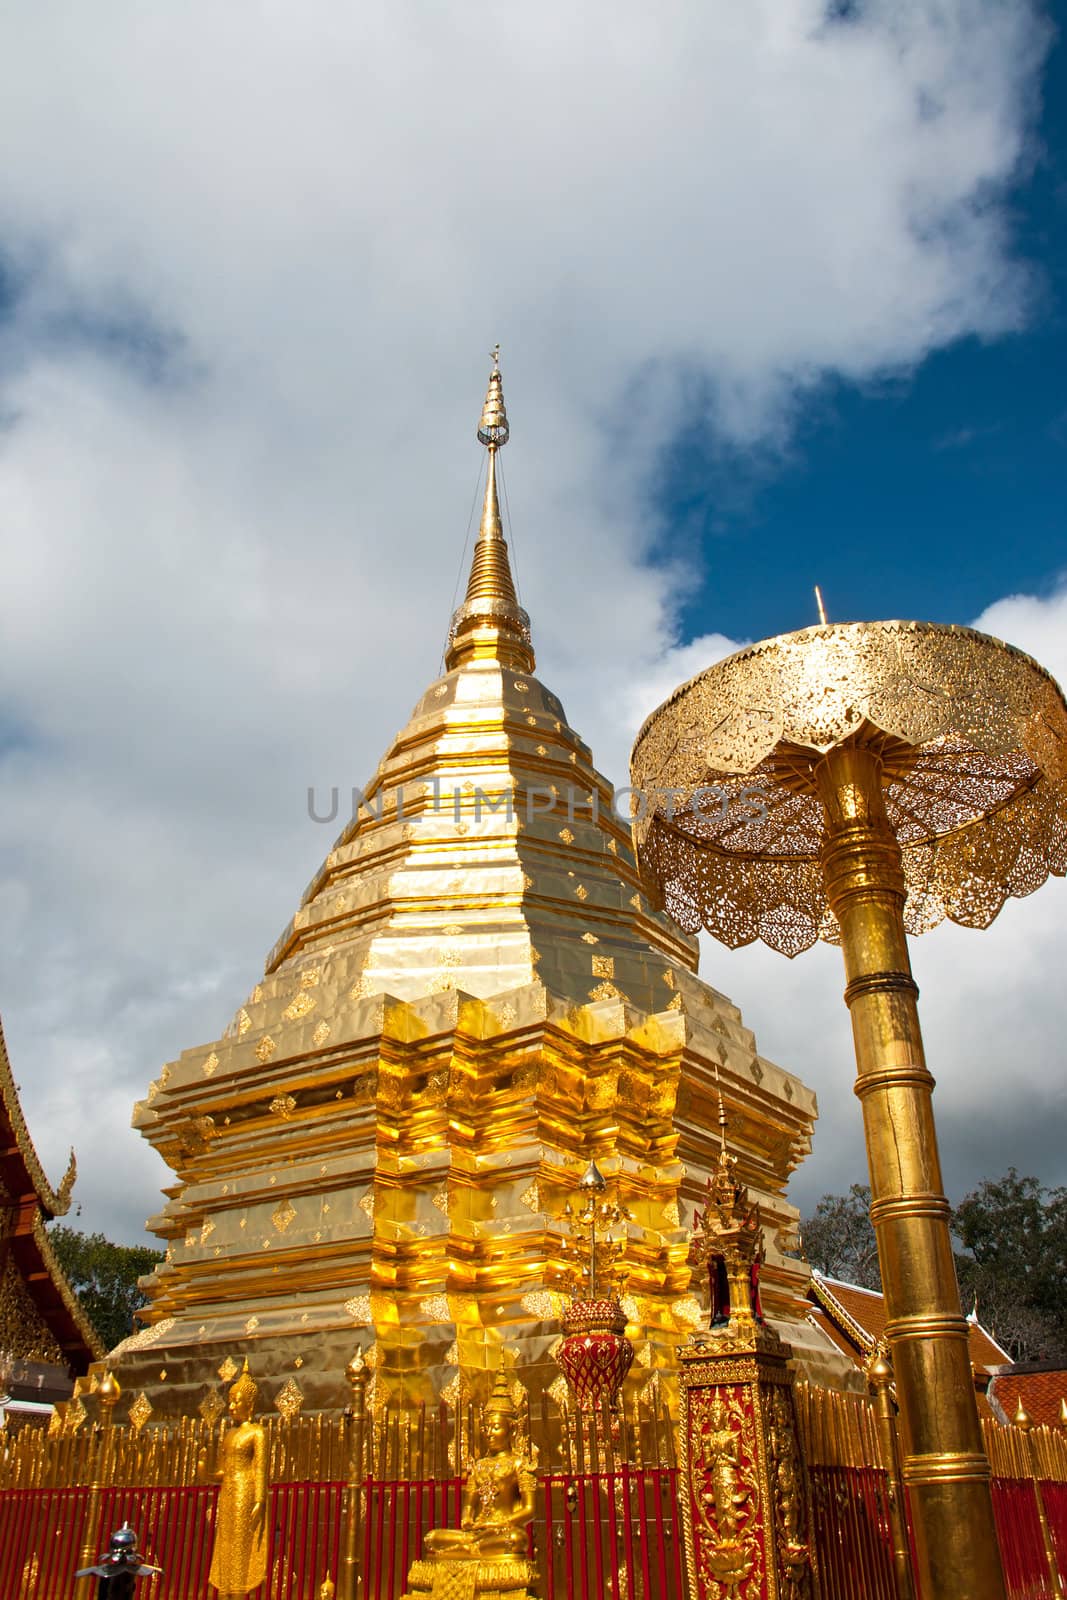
445 352 533 673
478 347 510 449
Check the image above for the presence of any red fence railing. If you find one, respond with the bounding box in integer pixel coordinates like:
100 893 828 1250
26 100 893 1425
543 1466 686 1600
9 1460 1067 1599
808 1465 897 1600
0 1481 343 1600
0 1485 92 1597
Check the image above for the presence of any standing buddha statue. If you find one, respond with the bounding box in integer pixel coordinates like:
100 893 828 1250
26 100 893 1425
199 1359 269 1598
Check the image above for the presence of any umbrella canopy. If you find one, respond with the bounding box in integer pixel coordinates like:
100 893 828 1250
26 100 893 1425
630 621 1067 956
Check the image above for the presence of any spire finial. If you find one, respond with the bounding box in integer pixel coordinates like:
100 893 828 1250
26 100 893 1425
715 1066 728 1160
477 350 510 449
445 353 534 674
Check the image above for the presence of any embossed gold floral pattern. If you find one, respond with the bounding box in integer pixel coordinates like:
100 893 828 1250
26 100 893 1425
129 1391 154 1432
632 621 1067 955
274 1377 305 1420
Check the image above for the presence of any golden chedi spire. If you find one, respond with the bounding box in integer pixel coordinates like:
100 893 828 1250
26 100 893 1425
446 350 535 674
121 359 826 1422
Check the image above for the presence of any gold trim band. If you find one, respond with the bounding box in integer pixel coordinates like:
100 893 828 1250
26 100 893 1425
844 969 920 1004
884 1314 972 1343
869 1194 952 1226
854 1065 936 1099
903 1452 993 1487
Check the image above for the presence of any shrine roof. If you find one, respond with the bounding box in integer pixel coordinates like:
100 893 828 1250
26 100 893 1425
0 1015 103 1371
810 1272 1010 1376
0 1016 77 1219
988 1366 1067 1429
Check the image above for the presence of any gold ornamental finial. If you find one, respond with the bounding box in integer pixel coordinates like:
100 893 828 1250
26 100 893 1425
477 350 509 448
1013 1395 1032 1432
866 1343 893 1387
579 1159 607 1194
445 354 534 674
1059 1396 1067 1427
715 1065 728 1160
814 585 828 625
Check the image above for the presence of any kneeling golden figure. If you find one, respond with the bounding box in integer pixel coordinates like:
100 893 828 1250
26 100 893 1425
401 1370 538 1600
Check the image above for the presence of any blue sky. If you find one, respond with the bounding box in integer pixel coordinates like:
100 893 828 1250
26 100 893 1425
661 10 1066 644
0 1 1064 1241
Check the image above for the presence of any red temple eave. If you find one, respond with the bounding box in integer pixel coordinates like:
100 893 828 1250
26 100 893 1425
0 1016 104 1370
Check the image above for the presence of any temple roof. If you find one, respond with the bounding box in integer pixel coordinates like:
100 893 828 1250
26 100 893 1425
0 1015 77 1220
987 1364 1067 1428
0 1015 103 1371
808 1271 1009 1377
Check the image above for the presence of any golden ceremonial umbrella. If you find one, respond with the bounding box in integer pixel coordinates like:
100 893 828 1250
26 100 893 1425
631 619 1067 1600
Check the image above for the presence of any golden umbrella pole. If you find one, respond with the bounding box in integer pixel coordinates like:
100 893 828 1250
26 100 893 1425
816 736 1000 1595
630 620 1067 1600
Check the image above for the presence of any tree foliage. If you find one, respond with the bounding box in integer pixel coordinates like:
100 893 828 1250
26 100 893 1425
953 1169 1067 1362
48 1226 162 1353
800 1184 880 1290
801 1169 1067 1363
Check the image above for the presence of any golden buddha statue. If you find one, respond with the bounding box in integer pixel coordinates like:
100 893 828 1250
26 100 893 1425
199 1359 269 1598
401 1370 538 1599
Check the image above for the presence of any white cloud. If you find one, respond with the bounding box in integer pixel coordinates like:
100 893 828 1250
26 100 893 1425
0 0 1053 1239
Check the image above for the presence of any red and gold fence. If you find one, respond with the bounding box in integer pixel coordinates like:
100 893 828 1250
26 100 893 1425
6 1378 1067 1599
0 1387 684 1600
794 1382 899 1600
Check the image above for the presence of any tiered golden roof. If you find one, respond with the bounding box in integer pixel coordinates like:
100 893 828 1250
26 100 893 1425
121 361 822 1417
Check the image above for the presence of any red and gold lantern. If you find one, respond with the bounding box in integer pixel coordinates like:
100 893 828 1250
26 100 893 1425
556 1297 634 1412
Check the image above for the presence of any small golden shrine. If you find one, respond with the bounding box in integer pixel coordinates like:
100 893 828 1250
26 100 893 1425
114 360 826 1418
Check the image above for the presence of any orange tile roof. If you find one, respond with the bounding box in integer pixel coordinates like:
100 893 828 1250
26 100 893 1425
989 1370 1067 1429
806 1303 869 1364
810 1273 1010 1376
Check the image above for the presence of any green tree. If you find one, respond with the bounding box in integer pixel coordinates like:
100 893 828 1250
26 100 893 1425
801 1170 1067 1364
952 1169 1067 1362
800 1184 880 1290
48 1226 162 1353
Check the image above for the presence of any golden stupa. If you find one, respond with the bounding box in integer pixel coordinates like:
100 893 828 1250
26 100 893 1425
113 359 828 1418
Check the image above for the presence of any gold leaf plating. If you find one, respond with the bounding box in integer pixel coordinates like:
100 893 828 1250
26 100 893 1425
283 992 316 1021
199 1390 225 1425
128 1392 153 1432
275 1377 304 1420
